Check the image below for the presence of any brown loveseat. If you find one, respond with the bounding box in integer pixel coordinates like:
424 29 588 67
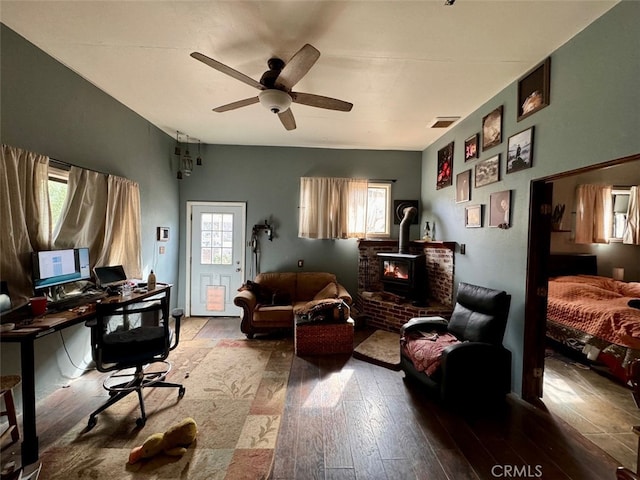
234 272 352 338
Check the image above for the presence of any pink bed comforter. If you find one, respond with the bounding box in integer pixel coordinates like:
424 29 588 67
547 275 640 349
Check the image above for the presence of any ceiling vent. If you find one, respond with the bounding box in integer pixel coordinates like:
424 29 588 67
429 117 460 128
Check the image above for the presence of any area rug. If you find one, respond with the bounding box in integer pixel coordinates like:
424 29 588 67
353 329 401 370
38 320 294 480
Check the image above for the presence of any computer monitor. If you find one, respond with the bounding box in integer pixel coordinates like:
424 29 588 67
32 247 91 292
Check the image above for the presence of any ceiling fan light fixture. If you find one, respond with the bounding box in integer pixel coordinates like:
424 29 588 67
259 89 292 114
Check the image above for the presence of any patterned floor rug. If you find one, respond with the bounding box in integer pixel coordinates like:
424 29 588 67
353 329 401 370
38 321 293 480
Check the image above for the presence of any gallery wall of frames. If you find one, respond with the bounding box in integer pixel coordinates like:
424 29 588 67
434 57 551 231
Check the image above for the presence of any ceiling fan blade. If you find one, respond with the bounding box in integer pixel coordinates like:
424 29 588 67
191 52 264 91
278 109 297 131
291 92 353 112
213 97 259 113
275 44 320 90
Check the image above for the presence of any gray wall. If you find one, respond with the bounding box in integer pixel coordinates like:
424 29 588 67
176 144 422 303
1 25 180 400
420 1 640 395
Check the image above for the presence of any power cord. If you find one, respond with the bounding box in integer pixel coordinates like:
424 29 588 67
59 330 95 372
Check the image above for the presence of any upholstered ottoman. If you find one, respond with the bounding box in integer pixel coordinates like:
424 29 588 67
294 318 355 356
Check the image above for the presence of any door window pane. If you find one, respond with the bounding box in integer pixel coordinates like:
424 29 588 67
200 213 233 264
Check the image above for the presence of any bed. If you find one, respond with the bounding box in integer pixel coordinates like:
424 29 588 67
546 254 640 384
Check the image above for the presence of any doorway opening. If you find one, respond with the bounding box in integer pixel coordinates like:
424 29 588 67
523 153 640 468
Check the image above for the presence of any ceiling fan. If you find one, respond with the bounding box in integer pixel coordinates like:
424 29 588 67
190 44 353 131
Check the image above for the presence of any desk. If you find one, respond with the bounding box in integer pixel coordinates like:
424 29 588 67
0 284 171 467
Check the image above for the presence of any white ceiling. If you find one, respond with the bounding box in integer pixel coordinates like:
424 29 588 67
1 1 618 151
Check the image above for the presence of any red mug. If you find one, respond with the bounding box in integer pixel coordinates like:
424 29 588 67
30 296 47 316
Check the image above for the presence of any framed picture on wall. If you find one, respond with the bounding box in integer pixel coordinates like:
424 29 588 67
464 133 479 161
436 141 454 190
474 154 500 188
517 57 550 121
157 227 170 241
482 106 503 151
456 169 471 203
507 126 534 174
465 205 482 228
489 190 512 228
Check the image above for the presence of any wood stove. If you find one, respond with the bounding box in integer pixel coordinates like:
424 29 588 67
378 252 427 305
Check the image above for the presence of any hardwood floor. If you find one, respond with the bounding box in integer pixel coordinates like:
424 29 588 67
543 347 640 472
273 324 622 480
0 318 625 479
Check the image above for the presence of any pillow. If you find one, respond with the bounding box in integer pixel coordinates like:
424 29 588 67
271 291 292 306
237 280 272 304
313 282 339 300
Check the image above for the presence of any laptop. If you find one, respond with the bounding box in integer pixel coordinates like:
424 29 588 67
93 265 128 288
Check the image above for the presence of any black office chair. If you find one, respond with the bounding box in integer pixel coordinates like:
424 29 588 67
85 300 185 429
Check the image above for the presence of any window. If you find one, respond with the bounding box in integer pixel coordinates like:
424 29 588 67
611 188 630 241
298 177 391 239
48 165 69 229
366 182 391 237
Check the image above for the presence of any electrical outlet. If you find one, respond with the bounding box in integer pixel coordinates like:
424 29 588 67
159 246 165 255
297 259 304 268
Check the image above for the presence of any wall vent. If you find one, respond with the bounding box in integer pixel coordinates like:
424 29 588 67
429 116 460 128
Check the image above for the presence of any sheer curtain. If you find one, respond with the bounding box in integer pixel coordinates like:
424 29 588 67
0 145 51 303
574 184 613 244
623 186 640 245
298 177 368 239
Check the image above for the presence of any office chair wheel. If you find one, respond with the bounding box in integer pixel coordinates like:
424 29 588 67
136 417 146 428
87 416 97 429
178 386 186 398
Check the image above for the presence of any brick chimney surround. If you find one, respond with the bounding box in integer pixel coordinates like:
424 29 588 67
356 239 455 333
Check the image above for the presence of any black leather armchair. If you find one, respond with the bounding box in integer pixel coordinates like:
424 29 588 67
400 282 512 407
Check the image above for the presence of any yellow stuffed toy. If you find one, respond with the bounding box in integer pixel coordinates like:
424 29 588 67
128 417 198 464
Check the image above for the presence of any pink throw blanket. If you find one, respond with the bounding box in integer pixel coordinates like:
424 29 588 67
401 331 460 376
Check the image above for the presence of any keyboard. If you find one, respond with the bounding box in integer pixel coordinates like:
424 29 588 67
48 291 108 312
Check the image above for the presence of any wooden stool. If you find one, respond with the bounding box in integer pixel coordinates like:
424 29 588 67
0 375 21 449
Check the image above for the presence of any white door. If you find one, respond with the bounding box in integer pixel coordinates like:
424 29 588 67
188 202 245 316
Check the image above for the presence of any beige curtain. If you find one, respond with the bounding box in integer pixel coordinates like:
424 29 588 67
298 177 368 239
97 175 142 279
574 184 612 244
0 145 51 303
54 169 142 279
53 166 108 265
622 186 640 245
